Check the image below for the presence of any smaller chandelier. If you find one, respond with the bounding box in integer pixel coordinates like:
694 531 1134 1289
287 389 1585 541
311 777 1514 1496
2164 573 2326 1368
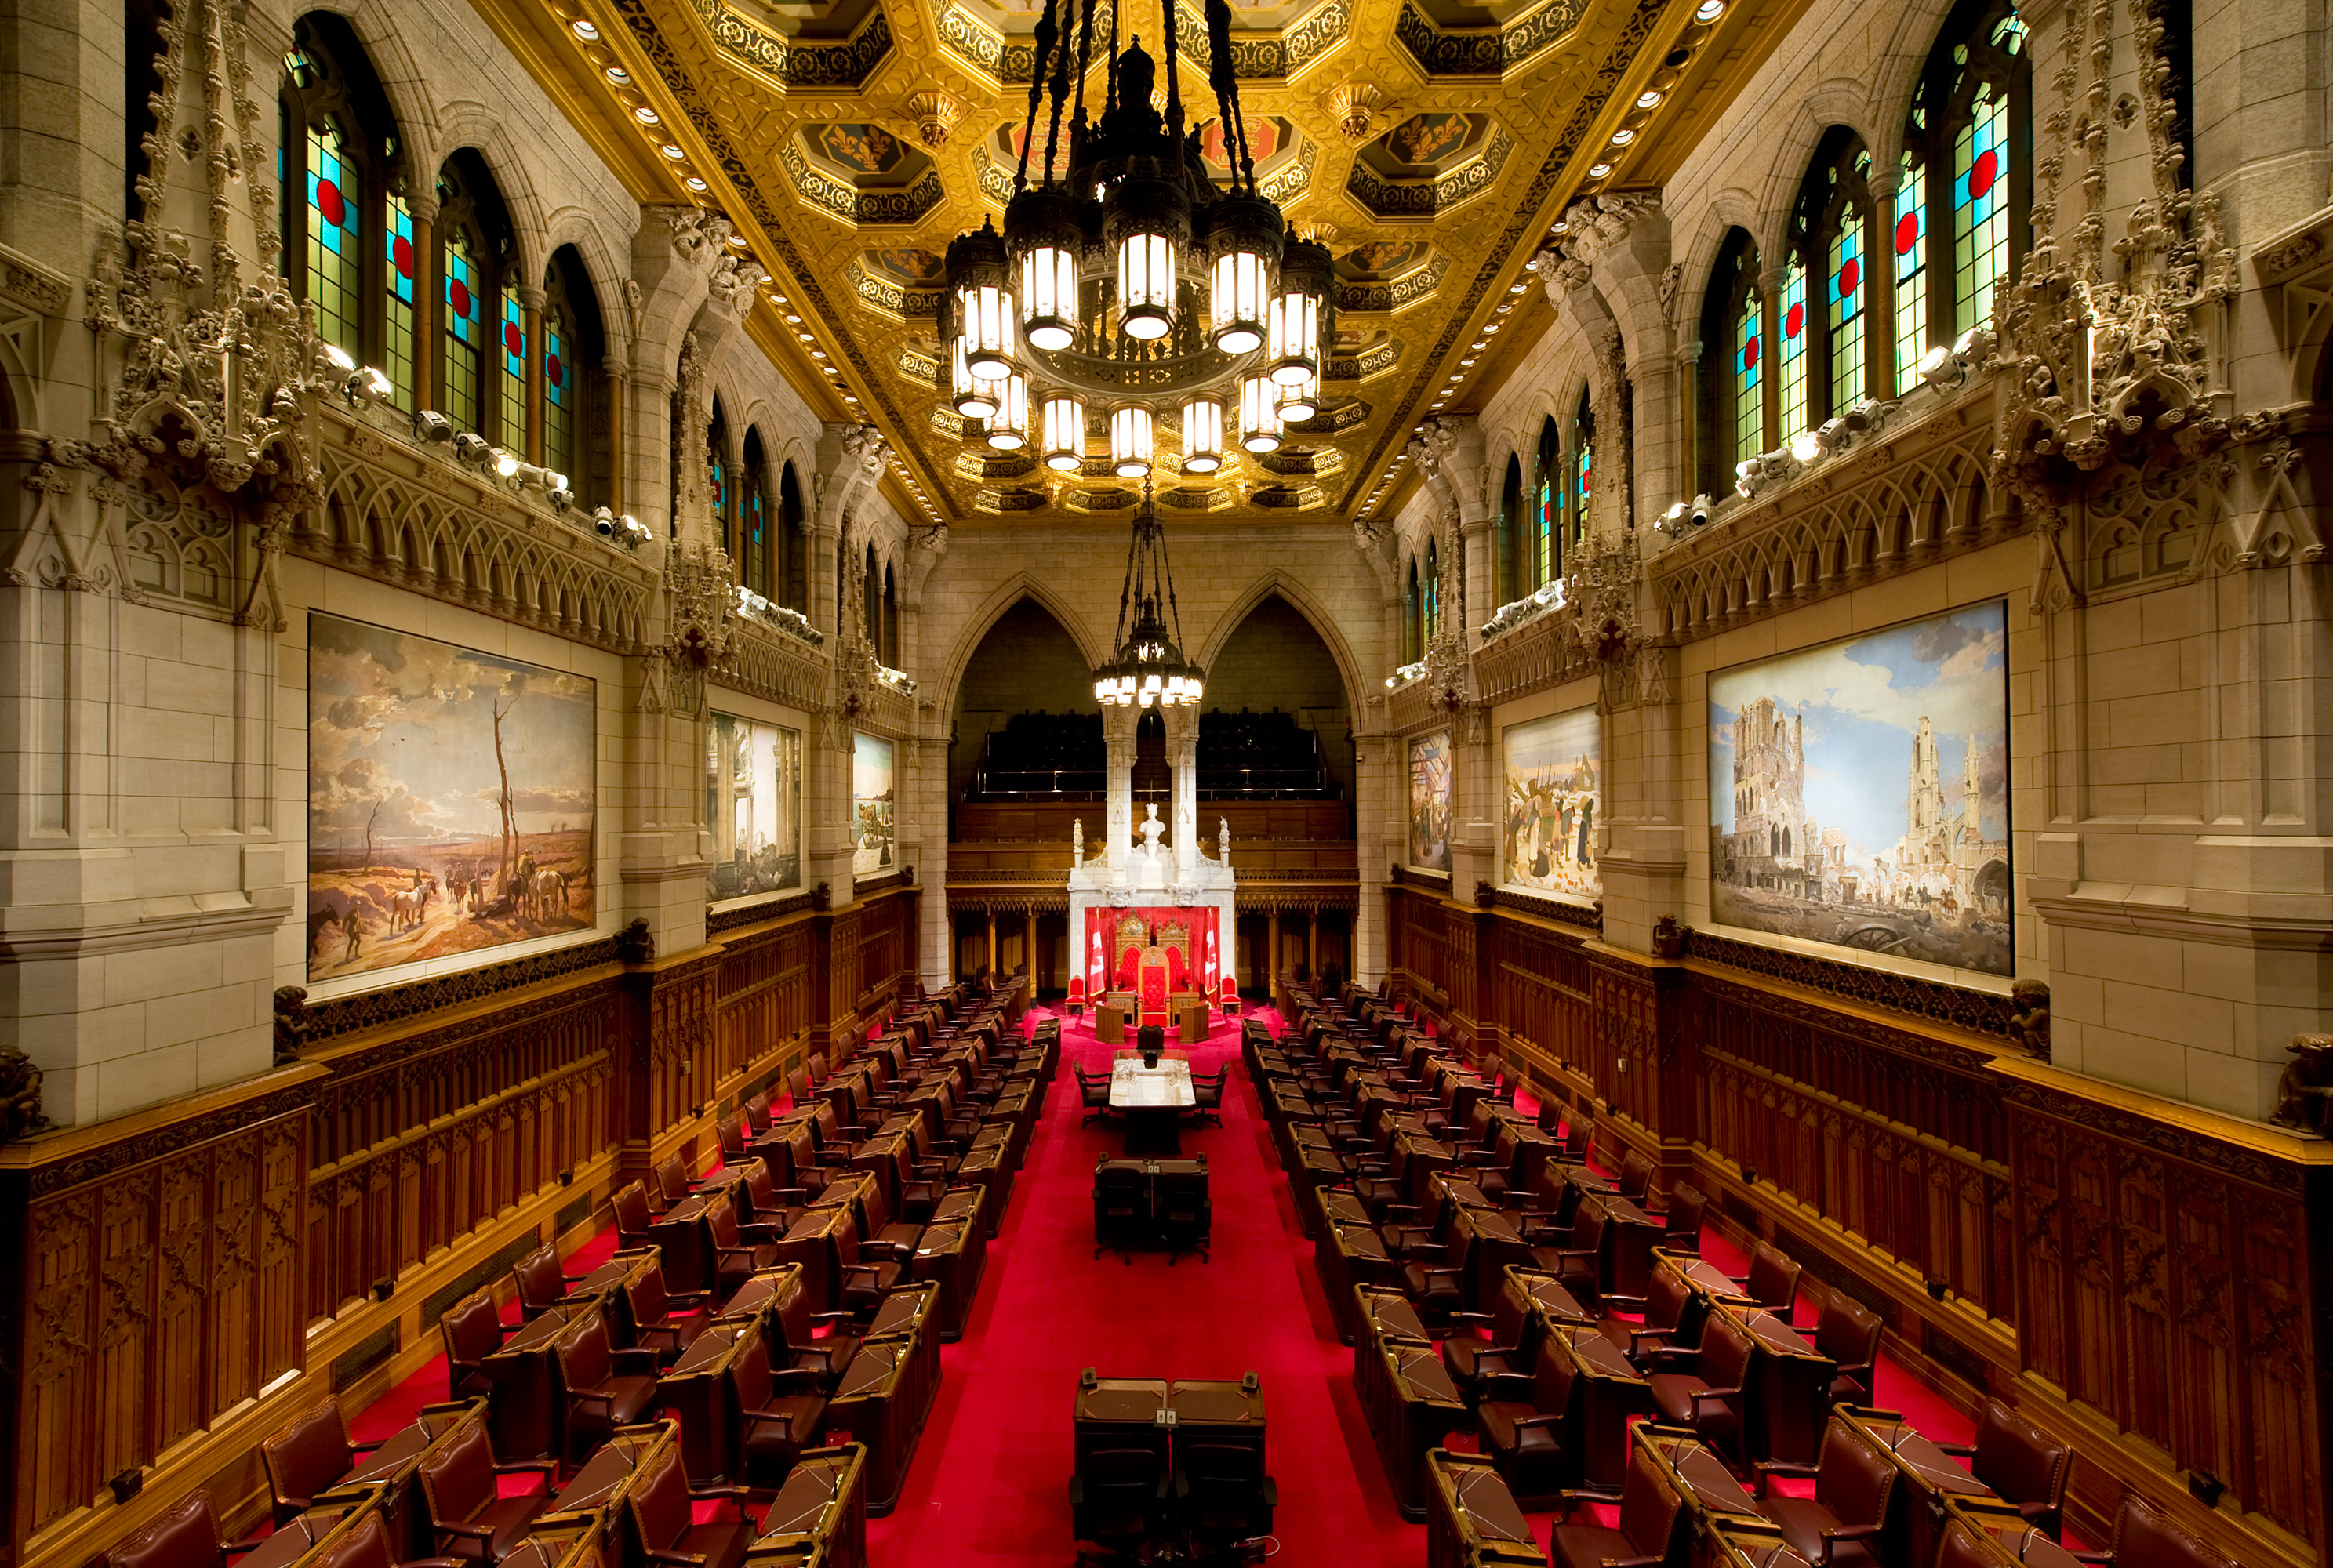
1208 194 1283 354
951 338 1000 420
987 373 1030 451
1267 238 1332 388
1008 188 1082 353
1238 374 1283 454
1094 485 1203 708
947 219 1017 380
1182 397 1225 474
1275 371 1320 426
1111 405 1155 478
1041 394 1086 472
1107 176 1190 342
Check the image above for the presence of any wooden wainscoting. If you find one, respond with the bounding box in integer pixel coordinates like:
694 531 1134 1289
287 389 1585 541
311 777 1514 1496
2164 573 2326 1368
1383 884 2333 1568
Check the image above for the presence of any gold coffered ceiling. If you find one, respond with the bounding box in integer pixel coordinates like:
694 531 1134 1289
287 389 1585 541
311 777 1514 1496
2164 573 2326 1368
490 0 1804 526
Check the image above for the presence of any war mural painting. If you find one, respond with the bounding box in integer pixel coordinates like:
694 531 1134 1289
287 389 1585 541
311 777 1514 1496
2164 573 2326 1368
853 731 896 877
1708 601 2011 975
1503 708 1601 902
307 613 596 983
1408 729 1452 873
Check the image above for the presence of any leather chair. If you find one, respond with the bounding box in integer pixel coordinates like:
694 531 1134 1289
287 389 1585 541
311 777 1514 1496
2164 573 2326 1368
438 1288 507 1401
622 1259 710 1364
1191 1065 1229 1127
1655 1183 1707 1256
1747 1241 1804 1323
1546 1443 1688 1568
1396 1225 1470 1327
511 1245 582 1323
652 1154 695 1210
1442 1276 1541 1401
704 1195 779 1299
2070 1497 2239 1568
611 1182 656 1254
1154 1162 1210 1263
260 1396 385 1527
1174 1441 1276 1548
1599 1258 1698 1369
1646 1310 1758 1461
1754 1417 1895 1568
787 1067 812 1108
1070 1446 1170 1550
105 1492 267 1568
1093 1159 1148 1263
834 1212 906 1318
311 1511 460 1568
1477 1338 1581 1507
734 1160 810 1235
807 1051 830 1085
1077 1069 1114 1127
1812 1294 1884 1407
623 1442 756 1568
1937 1399 2074 1540
728 1327 829 1486
859 1181 925 1261
416 1417 556 1564
554 1310 663 1461
743 1091 772 1134
1528 1202 1608 1305
716 1112 749 1164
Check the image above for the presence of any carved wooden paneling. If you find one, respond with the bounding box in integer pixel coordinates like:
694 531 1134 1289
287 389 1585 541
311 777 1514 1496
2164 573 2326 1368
2005 1080 2328 1554
714 916 815 1087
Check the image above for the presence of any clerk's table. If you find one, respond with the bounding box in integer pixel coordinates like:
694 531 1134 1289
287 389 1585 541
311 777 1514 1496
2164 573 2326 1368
1108 1055 1196 1155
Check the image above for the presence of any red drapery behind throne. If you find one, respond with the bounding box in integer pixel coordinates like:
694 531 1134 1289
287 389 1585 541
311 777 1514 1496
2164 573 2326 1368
1086 906 1220 1008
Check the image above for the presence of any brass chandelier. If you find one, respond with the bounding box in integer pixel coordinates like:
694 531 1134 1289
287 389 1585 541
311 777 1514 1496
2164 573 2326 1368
942 0 1333 484
1093 484 1203 706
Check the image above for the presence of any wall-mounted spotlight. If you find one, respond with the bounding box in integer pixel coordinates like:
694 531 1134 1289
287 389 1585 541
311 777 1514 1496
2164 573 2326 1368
1917 343 1965 390
547 487 576 513
452 431 494 466
413 409 454 443
341 366 393 407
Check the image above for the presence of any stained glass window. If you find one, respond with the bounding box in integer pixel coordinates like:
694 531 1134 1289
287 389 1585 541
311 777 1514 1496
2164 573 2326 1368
383 194 415 409
1902 0 2028 373
543 315 571 482
1953 79 2012 332
1570 387 1593 561
1425 539 1440 638
1535 466 1555 587
442 229 482 431
1894 155 1928 380
1733 295 1763 463
1827 204 1866 412
745 482 769 597
1779 259 1809 444
305 120 362 364
498 295 527 450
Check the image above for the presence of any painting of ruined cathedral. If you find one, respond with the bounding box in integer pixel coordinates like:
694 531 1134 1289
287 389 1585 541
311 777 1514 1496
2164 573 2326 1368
1707 602 2011 976
1503 708 1601 902
707 713 802 905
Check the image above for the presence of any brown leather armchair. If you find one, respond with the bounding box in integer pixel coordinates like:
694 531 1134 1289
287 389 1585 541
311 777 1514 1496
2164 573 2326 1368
1937 1399 2074 1540
105 1492 269 1568
728 1327 829 1486
511 1245 583 1323
260 1396 386 1526
1812 1294 1884 1409
2070 1499 2237 1568
416 1417 556 1564
1191 1065 1229 1127
1747 1241 1804 1323
554 1310 663 1461
620 1261 710 1365
1599 1259 1698 1369
1645 1310 1758 1461
1477 1338 1581 1507
611 1182 656 1254
703 1195 779 1299
1077 1068 1114 1127
652 1154 695 1210
1395 1225 1471 1327
716 1112 749 1164
742 1091 772 1134
1652 1183 1707 1256
1173 1440 1276 1548
1754 1416 1897 1568
1528 1203 1608 1305
438 1288 507 1401
311 1511 461 1568
834 1211 906 1318
1546 1443 1688 1568
622 1442 757 1568
1442 1276 1543 1401
1070 1446 1171 1549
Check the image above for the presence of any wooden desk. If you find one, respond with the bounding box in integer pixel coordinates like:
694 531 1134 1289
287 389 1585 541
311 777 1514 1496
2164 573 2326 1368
565 1248 663 1349
1842 1408 2015 1568
1732 1307 1836 1465
1506 1267 1597 1332
536 1421 675 1543
1315 1220 1397 1345
1449 1204 1530 1309
1096 1004 1127 1044
772 1206 850 1315
235 1508 364 1568
649 1192 719 1296
825 1326 930 1517
311 1399 486 1562
1167 1377 1266 1466
909 1212 984 1341
1931 1508 2084 1568
1109 1058 1195 1156
1542 1323 1655 1492
747 1443 870 1568
1634 1423 1778 1559
714 1262 810 1347
485 1304 595 1461
1425 1450 1550 1567
1572 1182 1663 1300
659 1313 763 1483
1363 1334 1470 1519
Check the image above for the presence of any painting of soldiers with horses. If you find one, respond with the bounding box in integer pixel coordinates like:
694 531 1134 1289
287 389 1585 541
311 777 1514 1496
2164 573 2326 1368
307 612 598 984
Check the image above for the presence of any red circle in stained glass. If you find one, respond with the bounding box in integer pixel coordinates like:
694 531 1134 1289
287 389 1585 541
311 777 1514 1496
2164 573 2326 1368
1742 336 1759 370
1895 213 1920 255
547 354 564 387
450 281 473 318
1838 258 1859 296
1968 150 1998 198
504 322 523 357
1786 302 1804 339
317 179 347 229
393 236 414 278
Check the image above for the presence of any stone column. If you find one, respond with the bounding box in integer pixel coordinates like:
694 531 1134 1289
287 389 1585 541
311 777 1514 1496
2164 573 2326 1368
986 909 998 975
1166 705 1199 880
1306 909 1318 978
1103 702 1137 871
407 192 440 415
518 284 547 465
601 361 628 514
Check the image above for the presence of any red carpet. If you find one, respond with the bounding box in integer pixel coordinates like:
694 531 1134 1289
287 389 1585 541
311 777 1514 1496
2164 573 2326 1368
868 1005 1426 1563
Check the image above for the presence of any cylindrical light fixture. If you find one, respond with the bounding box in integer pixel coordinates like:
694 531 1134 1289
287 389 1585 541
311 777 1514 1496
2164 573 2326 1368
1274 370 1318 425
1238 374 1282 454
1104 176 1190 342
1005 188 1083 353
1110 405 1155 477
1267 237 1332 387
986 373 1030 450
1181 397 1225 474
1041 394 1086 472
1208 194 1283 354
950 336 1000 420
946 219 1016 379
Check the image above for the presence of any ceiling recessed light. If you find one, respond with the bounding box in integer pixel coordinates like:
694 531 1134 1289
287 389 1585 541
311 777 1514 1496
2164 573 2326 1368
725 234 747 247
1551 220 1570 235
1471 340 1488 350
1695 0 1723 18
684 176 707 191
660 143 685 160
1637 89 1663 109
1460 358 1476 367
1611 128 1635 146
812 350 827 359
634 107 660 125
605 66 631 85
785 314 801 324
570 18 600 41
1510 282 1528 293
1483 323 1500 333
1588 162 1612 177
797 332 814 343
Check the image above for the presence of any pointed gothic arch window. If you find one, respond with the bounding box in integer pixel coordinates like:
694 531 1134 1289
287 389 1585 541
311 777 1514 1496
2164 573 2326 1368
863 543 881 647
1897 0 2030 376
707 400 732 559
1783 129 1879 436
435 151 518 441
1699 229 1765 495
1424 537 1441 641
542 245 605 505
1568 387 1594 560
779 462 808 612
882 562 899 666
1532 416 1561 587
1495 455 1522 607
279 13 405 398
741 429 772 599
1404 557 1422 663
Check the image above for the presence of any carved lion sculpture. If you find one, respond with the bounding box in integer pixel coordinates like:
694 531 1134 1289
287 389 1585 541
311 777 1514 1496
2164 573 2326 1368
2273 1033 2333 1136
2009 978 2051 1062
0 1046 50 1142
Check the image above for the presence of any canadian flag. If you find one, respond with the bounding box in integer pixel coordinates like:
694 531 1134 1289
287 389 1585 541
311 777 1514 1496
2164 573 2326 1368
1086 918 1106 1000
1202 923 1219 1002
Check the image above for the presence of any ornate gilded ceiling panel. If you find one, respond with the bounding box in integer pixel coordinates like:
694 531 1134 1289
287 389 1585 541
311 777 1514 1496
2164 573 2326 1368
594 0 1746 524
